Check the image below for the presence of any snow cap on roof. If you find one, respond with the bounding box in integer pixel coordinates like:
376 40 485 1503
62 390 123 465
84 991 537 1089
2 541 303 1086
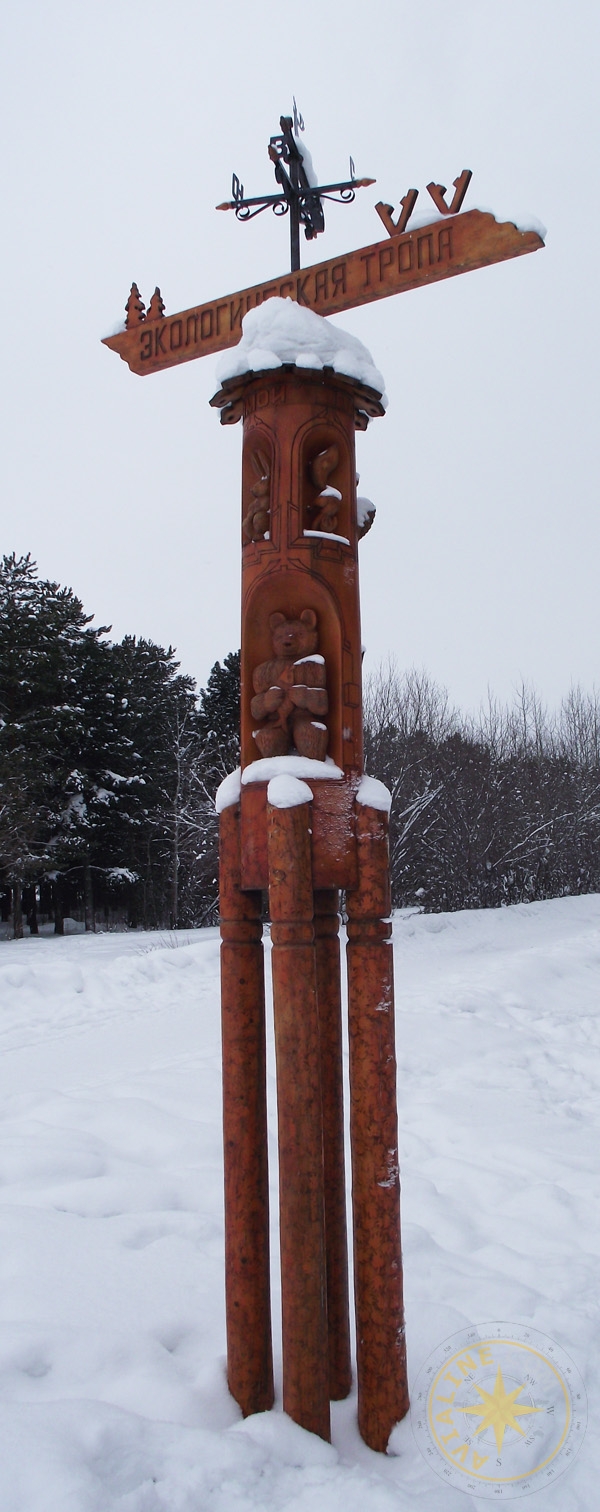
216 296 387 403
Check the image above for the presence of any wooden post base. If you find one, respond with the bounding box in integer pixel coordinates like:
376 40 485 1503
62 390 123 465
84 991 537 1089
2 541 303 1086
219 803 274 1417
314 888 352 1401
267 795 331 1443
346 800 409 1452
220 790 408 1452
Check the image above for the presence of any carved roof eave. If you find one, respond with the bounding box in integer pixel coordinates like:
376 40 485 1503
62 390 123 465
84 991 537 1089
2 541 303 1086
209 365 386 430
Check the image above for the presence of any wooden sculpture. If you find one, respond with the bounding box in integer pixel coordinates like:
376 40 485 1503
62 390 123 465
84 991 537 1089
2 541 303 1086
251 610 329 762
242 447 271 544
212 358 408 1451
101 114 545 1457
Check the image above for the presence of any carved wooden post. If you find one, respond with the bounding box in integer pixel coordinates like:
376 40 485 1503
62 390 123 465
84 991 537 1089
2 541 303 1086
103 127 545 1467
267 785 330 1442
213 357 407 1451
314 888 352 1400
346 796 409 1452
219 801 274 1417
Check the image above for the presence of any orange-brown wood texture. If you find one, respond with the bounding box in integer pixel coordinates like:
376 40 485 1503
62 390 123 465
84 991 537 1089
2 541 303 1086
346 801 409 1452
211 363 380 892
240 778 359 893
215 362 407 1452
267 798 331 1442
103 211 544 376
219 803 274 1417
227 368 375 778
314 889 352 1401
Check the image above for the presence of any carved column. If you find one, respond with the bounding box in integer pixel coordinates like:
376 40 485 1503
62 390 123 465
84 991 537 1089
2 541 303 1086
211 366 384 781
212 360 407 1452
313 888 352 1400
346 800 409 1452
267 794 330 1442
219 802 273 1417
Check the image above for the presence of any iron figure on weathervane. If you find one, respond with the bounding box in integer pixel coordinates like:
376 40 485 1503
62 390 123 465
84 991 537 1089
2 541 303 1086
216 99 375 272
103 107 544 1454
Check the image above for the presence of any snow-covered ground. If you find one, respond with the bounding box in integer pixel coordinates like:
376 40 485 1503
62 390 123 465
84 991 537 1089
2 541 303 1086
0 896 598 1510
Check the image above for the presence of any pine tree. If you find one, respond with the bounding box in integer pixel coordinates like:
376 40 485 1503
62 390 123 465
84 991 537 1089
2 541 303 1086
0 551 244 933
125 283 145 327
146 287 165 321
0 554 109 928
197 651 241 783
104 636 200 927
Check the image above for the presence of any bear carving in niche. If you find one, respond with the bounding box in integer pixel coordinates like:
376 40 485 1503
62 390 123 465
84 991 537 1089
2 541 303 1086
250 610 329 761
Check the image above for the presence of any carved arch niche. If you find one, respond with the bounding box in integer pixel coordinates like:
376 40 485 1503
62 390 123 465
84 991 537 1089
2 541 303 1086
241 425 277 548
241 569 344 771
296 422 355 546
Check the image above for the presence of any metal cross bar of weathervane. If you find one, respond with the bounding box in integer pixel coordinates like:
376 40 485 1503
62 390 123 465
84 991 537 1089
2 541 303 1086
216 100 375 274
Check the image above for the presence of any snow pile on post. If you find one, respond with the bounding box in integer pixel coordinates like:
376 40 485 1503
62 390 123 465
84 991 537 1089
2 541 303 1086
215 768 241 813
356 495 375 529
242 754 343 785
216 297 387 402
216 756 344 810
267 774 313 809
356 774 392 813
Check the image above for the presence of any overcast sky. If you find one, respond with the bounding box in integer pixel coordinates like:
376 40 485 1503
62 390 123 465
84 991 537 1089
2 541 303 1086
1 1 598 714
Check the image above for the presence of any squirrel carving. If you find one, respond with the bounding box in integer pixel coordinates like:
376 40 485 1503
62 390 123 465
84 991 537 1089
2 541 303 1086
242 448 271 544
308 444 342 534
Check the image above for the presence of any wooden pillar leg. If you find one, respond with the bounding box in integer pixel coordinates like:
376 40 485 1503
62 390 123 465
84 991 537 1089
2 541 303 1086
346 801 409 1452
267 795 331 1443
313 888 352 1400
219 802 274 1417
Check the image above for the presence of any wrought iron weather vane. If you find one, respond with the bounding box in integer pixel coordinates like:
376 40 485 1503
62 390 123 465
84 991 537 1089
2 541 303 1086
103 126 545 378
216 103 375 273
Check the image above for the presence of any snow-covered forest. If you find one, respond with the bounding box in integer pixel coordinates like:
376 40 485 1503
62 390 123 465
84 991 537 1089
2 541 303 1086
0 555 239 937
3 552 600 939
364 665 600 911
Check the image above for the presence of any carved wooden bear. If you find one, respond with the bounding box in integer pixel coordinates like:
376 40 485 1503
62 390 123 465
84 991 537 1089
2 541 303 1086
251 609 329 761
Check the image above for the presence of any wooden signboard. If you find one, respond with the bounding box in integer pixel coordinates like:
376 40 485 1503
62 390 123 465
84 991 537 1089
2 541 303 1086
102 209 543 377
